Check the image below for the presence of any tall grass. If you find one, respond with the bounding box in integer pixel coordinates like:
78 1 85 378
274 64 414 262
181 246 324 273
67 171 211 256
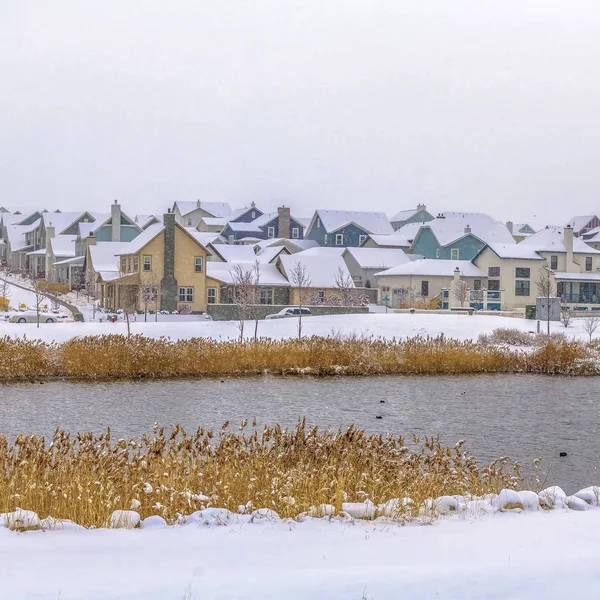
0 334 598 381
0 422 522 527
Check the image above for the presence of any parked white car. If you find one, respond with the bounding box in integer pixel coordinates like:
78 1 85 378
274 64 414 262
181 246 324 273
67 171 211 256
265 307 312 320
9 313 58 324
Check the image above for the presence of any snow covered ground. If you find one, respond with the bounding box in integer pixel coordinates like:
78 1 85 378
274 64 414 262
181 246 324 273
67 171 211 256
0 311 594 343
2 505 600 600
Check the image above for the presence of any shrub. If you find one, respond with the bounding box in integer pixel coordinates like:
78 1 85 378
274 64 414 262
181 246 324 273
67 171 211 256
479 328 533 347
0 297 9 312
178 304 192 315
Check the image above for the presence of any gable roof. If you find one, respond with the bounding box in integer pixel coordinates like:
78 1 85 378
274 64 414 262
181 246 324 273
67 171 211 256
390 207 430 223
310 210 394 235
207 262 290 287
174 201 232 218
363 232 412 248
520 226 600 254
344 247 411 270
279 254 354 288
88 242 125 273
185 229 226 247
298 246 346 257
566 215 598 232
50 235 78 257
480 243 545 261
209 244 258 263
413 212 515 247
374 259 485 278
116 222 164 255
5 219 41 250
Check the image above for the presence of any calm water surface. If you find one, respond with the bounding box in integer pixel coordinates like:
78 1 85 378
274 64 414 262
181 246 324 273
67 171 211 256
1 375 598 493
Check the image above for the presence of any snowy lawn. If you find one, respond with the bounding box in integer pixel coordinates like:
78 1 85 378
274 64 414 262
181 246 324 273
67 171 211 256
2 508 600 600
0 311 593 343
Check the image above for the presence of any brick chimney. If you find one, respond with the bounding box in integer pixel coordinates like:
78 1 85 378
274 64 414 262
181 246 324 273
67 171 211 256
161 210 178 312
86 235 97 248
111 200 121 242
278 206 291 239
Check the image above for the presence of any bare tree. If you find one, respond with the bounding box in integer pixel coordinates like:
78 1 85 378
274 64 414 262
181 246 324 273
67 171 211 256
140 271 160 322
452 278 469 307
583 314 600 342
116 260 137 337
560 306 572 328
31 274 49 328
0 265 11 310
230 263 256 342
536 264 555 335
252 260 261 341
289 261 312 339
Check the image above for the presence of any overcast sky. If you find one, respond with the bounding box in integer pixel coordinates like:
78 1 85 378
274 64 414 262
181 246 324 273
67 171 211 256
2 1 600 225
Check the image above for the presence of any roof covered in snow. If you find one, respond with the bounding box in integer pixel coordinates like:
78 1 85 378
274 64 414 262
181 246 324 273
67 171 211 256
184 229 224 248
207 262 290 287
297 246 346 257
344 247 411 269
50 235 77 257
174 201 232 218
520 226 600 254
375 259 485 278
483 243 545 260
414 212 515 247
565 215 598 232
200 217 228 227
210 244 258 263
279 254 354 288
88 242 125 273
117 223 164 255
389 208 425 223
553 272 600 281
5 219 41 250
364 232 412 248
311 210 394 235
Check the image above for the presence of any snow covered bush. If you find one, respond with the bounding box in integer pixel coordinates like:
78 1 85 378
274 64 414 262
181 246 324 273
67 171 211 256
478 328 533 347
177 304 192 315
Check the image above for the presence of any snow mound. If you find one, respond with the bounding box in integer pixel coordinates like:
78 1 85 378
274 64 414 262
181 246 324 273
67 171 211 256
539 486 568 509
308 504 336 518
109 510 141 529
140 516 167 529
341 501 376 519
466 500 498 516
1 508 41 530
377 498 413 518
566 496 590 511
574 486 600 506
250 508 281 523
40 517 85 531
493 489 523 510
517 491 540 511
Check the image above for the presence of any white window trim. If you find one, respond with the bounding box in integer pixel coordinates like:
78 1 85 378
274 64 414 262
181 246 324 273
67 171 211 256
450 248 460 260
267 227 275 238
194 256 203 273
335 234 344 246
292 227 299 239
143 255 152 271
178 286 194 303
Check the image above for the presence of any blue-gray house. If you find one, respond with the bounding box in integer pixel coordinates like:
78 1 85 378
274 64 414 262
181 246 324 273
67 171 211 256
306 210 394 247
221 206 305 243
410 212 516 261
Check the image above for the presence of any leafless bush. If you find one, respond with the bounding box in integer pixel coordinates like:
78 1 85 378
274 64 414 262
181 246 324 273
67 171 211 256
582 314 600 342
478 328 534 347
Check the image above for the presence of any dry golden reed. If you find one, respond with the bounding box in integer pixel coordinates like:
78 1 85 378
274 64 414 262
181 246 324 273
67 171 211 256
0 421 522 528
0 334 598 381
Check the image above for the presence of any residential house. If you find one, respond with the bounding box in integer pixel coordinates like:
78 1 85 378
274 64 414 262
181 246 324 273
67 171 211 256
4 218 42 271
253 237 319 254
135 214 163 230
197 202 264 233
360 231 412 250
277 253 356 305
374 259 487 309
107 212 212 313
581 227 600 251
172 201 232 228
506 222 536 242
410 212 515 261
389 204 434 231
221 207 305 243
85 240 125 306
306 210 393 247
342 248 411 289
565 215 600 237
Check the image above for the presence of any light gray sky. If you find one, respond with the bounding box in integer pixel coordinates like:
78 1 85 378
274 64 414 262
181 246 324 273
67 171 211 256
2 1 600 225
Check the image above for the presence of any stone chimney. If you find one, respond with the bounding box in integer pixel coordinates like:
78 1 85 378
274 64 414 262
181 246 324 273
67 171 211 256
278 206 291 239
564 225 574 273
506 221 514 234
464 224 471 234
111 200 121 242
161 210 178 312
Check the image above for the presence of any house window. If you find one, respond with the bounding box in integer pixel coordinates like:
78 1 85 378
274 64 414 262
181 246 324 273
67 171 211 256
133 256 139 272
143 255 152 271
292 228 300 239
187 218 192 227
260 288 273 305
488 267 500 277
550 255 558 270
229 235 235 243
127 257 132 272
450 248 460 260
120 257 127 273
194 256 203 272
317 218 321 228
359 235 367 245
488 280 500 291
473 279 481 290
318 290 325 302
436 249 440 258
586 257 593 271
515 281 530 296
207 288 217 304
421 281 429 297
251 211 256 219
178 287 194 302
335 234 344 246
515 267 530 278
267 227 275 238
324 234 328 244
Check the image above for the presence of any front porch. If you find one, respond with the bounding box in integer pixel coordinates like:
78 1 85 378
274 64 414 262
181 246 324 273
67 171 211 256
556 273 600 308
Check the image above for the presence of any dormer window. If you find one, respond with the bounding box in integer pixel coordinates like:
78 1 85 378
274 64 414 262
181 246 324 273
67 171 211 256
251 211 256 219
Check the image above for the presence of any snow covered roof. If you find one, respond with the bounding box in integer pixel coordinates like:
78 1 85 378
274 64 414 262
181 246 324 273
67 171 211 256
210 244 258 263
297 246 346 257
364 232 412 248
5 219 41 250
0 212 27 228
225 221 263 233
343 247 411 269
255 246 288 264
135 214 162 228
53 255 84 266
43 211 107 235
88 242 125 273
117 223 164 255
26 248 46 256
520 226 600 254
389 208 424 223
396 221 426 242
414 213 515 247
78 214 111 238
207 262 290 287
565 215 597 232
375 259 485 278
311 210 394 235
254 238 318 252
553 272 600 281
175 201 232 218
295 217 311 229
50 235 77 257
484 243 544 260
279 254 354 288
184 229 224 247
200 217 228 227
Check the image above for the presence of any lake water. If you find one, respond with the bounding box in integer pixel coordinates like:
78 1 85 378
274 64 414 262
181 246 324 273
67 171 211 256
1 375 598 493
